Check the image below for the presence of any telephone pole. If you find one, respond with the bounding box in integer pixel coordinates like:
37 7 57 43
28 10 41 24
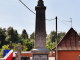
55 16 58 60
70 18 72 27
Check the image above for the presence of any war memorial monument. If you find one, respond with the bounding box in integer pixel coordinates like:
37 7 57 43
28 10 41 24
31 0 50 60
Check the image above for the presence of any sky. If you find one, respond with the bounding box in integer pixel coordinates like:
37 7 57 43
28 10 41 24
0 0 80 36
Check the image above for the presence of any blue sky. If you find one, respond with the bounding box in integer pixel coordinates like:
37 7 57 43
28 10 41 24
0 0 80 35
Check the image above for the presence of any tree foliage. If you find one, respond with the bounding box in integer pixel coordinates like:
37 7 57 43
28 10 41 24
23 39 34 51
57 32 66 43
5 27 19 43
30 32 34 39
47 31 66 43
0 28 6 48
21 29 28 39
0 26 67 54
78 32 80 37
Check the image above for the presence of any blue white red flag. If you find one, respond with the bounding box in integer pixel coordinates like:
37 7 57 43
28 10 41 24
3 50 13 60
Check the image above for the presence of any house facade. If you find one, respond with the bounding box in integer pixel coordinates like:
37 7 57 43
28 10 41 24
52 28 80 60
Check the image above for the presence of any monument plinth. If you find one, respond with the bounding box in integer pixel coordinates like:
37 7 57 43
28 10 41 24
31 0 50 60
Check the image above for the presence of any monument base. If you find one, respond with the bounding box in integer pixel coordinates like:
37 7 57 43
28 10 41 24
31 48 50 60
33 54 48 60
31 48 50 54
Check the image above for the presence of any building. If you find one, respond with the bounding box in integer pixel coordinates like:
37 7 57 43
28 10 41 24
14 51 55 60
52 28 80 60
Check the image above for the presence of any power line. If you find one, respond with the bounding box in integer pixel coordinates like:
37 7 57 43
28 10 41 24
19 0 36 14
58 18 80 32
19 0 55 21
62 18 72 27
46 19 54 21
58 18 71 27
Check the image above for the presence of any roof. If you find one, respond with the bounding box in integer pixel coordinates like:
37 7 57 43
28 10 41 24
13 51 31 57
52 28 80 51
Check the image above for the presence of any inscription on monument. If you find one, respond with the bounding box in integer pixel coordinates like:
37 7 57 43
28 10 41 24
33 55 48 60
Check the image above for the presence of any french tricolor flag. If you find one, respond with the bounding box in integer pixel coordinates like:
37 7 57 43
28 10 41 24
3 50 13 60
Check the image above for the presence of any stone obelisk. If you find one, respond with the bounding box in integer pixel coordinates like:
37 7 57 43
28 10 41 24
31 0 50 60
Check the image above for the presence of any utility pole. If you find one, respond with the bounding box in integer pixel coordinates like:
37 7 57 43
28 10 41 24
62 18 72 27
70 18 72 27
55 16 58 60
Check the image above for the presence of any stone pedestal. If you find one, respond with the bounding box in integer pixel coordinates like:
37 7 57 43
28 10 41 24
31 48 49 60
33 54 48 60
31 0 50 60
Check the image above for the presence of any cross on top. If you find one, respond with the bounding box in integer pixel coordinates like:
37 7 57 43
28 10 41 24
8 41 14 49
15 43 24 53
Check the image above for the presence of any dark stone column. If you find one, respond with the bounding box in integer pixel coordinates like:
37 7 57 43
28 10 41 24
31 0 49 56
35 0 46 49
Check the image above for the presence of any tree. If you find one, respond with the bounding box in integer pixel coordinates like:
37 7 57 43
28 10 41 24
46 40 56 51
21 29 28 39
48 31 56 42
5 27 19 43
14 30 19 42
47 31 66 43
23 39 34 51
3 28 6 32
15 35 23 44
57 32 66 43
30 32 34 39
0 28 6 48
78 32 80 37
